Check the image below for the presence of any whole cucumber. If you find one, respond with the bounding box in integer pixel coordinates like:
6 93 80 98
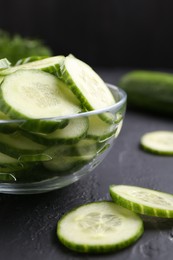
119 70 173 116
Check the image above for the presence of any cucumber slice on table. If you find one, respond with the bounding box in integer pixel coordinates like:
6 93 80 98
140 131 173 155
57 201 144 253
60 55 116 112
0 69 82 133
110 185 173 218
0 55 64 75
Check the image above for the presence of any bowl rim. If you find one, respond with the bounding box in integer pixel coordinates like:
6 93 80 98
0 83 127 123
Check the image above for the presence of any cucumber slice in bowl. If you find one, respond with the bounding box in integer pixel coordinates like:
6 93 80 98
57 201 144 253
0 55 64 75
87 115 118 141
0 111 18 133
140 131 173 155
22 117 89 145
43 139 98 173
0 131 46 159
0 69 82 133
110 185 173 218
60 55 116 119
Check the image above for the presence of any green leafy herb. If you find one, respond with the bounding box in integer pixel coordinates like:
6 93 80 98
0 29 52 65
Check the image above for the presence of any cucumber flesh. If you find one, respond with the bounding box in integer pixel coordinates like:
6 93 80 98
61 55 116 111
140 131 173 155
110 185 173 218
57 201 143 253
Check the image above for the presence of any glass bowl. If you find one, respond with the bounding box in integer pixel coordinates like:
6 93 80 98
0 84 126 194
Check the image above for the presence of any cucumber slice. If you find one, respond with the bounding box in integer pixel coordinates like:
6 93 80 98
110 185 173 218
23 117 89 145
87 115 117 141
0 131 46 159
0 55 64 75
43 139 97 172
15 55 49 65
57 201 143 253
140 131 173 155
0 69 82 133
60 55 116 111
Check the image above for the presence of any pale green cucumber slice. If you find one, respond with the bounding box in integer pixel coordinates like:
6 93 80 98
87 115 118 141
140 131 173 155
75 138 98 157
110 185 173 218
23 117 89 145
0 131 46 159
43 139 97 172
15 55 49 65
43 154 91 172
60 55 116 112
57 201 143 253
0 69 82 133
0 55 64 75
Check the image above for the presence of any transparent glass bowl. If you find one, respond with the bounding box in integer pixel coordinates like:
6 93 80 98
0 84 126 194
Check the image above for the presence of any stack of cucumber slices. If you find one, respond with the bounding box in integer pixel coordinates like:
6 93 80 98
0 54 124 182
57 185 173 254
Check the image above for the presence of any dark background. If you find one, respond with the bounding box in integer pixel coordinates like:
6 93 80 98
1 0 173 68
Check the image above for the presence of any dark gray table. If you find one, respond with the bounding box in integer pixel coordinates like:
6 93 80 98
0 70 173 260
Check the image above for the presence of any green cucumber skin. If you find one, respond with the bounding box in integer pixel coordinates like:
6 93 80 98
119 70 173 115
21 117 89 145
58 229 144 254
20 118 69 134
109 185 173 218
140 143 173 156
